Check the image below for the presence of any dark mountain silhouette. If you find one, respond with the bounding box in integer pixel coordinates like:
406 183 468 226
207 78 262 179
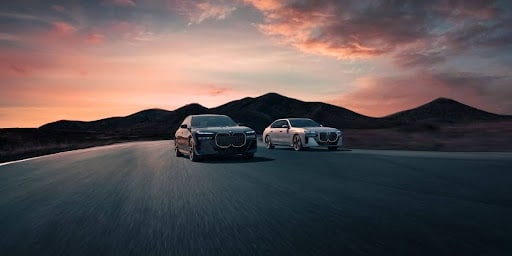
386 97 510 123
40 104 211 137
3 93 512 162
212 93 394 132
39 93 510 135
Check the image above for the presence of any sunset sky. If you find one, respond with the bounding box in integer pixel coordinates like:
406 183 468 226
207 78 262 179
1 0 511 127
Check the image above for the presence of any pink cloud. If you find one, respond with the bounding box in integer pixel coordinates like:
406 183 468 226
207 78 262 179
52 21 78 35
103 0 136 7
9 64 28 74
186 2 236 24
242 0 282 11
86 33 105 44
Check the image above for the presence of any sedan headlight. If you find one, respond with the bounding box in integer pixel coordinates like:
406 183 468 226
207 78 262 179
305 131 318 137
245 130 256 139
196 131 215 140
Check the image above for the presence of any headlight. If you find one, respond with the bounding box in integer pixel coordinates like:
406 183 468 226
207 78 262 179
245 130 256 139
196 131 215 140
336 130 343 135
305 131 317 137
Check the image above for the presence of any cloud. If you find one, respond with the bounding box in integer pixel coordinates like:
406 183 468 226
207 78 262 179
187 1 236 25
242 0 282 11
103 0 137 7
9 64 28 74
243 0 510 63
51 5 66 13
206 85 232 96
331 71 512 116
86 33 105 44
52 21 78 35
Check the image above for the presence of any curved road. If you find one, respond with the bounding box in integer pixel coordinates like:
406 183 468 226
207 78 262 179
1 141 511 255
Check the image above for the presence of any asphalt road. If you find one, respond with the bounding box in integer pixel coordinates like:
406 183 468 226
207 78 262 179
1 141 511 256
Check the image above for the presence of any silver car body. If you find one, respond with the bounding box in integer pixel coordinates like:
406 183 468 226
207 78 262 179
262 118 343 151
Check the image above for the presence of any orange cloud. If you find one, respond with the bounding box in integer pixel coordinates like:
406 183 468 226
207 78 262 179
185 2 236 24
242 0 282 11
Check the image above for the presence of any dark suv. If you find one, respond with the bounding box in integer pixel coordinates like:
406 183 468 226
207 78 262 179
174 114 257 161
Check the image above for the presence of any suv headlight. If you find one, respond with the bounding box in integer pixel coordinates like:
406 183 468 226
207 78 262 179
245 130 256 139
305 131 317 137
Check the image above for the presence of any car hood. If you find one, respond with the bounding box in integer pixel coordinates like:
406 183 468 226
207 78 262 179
298 127 340 132
192 126 254 133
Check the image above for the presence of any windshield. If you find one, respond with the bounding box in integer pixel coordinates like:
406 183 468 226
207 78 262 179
289 119 321 128
191 116 237 128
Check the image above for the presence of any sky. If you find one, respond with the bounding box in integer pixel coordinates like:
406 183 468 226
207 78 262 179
1 0 511 127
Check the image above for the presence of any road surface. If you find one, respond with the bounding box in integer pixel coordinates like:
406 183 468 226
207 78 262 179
1 141 511 255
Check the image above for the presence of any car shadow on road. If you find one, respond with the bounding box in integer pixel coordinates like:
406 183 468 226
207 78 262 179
268 147 352 153
199 155 275 164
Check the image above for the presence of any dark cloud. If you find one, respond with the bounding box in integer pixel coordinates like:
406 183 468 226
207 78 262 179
244 0 511 66
393 50 447 67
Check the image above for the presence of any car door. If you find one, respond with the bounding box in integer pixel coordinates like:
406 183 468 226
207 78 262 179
270 120 289 145
279 120 293 145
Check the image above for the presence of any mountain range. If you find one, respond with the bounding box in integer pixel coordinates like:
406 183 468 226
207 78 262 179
39 92 510 134
2 92 511 162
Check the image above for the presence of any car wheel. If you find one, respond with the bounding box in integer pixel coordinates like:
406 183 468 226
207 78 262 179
328 146 338 151
292 134 303 151
189 140 201 162
175 141 183 157
242 152 255 159
265 135 274 149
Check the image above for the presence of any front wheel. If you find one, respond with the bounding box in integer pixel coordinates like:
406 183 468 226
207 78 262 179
189 140 201 162
292 134 303 151
175 142 183 157
265 135 274 149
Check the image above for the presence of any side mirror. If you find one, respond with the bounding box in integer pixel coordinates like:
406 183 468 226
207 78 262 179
281 124 289 129
180 124 188 129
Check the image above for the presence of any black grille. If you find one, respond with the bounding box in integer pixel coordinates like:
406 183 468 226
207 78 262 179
215 133 246 148
328 132 338 141
319 132 338 142
319 132 327 141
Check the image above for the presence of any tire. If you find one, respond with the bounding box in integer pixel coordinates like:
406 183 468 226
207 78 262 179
189 139 201 162
328 146 338 151
242 152 255 159
292 134 303 151
265 135 274 149
175 141 183 157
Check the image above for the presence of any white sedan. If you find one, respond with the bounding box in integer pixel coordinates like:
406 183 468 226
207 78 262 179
262 118 343 151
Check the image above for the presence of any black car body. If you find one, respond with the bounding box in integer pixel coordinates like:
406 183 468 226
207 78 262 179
174 114 257 161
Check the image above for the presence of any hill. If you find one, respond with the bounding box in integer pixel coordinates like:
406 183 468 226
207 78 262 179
386 97 509 123
2 93 512 162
